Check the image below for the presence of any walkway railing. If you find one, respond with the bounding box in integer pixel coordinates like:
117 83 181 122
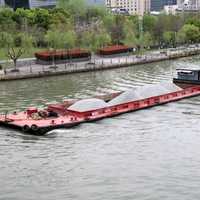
0 45 200 81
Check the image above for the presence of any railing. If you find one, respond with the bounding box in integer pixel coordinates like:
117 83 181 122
79 86 200 120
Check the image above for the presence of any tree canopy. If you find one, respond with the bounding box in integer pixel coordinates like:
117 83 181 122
0 2 199 59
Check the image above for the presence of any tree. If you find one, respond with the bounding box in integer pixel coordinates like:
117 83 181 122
12 8 52 30
152 14 167 46
57 0 87 18
138 32 154 49
93 31 111 50
123 20 138 47
0 32 34 69
176 30 186 45
80 29 111 51
49 8 70 25
103 13 115 30
0 32 12 48
0 8 16 32
33 8 51 30
62 31 77 49
143 15 157 34
80 31 94 49
45 28 62 66
123 30 137 47
109 15 125 44
45 29 63 50
12 8 30 26
178 24 200 44
186 17 200 29
86 5 107 21
30 26 46 47
163 31 176 47
45 26 77 64
45 26 77 49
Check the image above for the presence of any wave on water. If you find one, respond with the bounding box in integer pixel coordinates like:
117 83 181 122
175 61 200 70
45 129 76 136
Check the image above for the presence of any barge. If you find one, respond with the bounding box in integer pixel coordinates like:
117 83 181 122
1 69 200 135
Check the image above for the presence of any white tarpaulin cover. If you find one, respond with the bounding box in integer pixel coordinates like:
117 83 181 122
68 82 182 111
68 98 108 112
108 90 142 106
108 82 181 106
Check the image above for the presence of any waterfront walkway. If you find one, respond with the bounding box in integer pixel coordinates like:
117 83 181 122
1 45 200 81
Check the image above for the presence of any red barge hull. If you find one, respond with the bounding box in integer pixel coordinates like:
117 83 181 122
1 86 200 135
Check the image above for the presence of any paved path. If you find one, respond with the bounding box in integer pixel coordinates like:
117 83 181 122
1 45 200 81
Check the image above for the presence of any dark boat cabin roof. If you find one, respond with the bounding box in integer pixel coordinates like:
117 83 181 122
176 69 200 72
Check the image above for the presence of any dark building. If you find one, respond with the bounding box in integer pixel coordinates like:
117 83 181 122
151 0 177 11
5 0 29 9
87 0 104 5
4 0 56 9
3 0 104 10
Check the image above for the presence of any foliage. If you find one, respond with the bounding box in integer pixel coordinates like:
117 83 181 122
163 31 176 47
80 29 111 51
61 31 77 49
80 31 94 49
143 15 157 33
45 29 63 49
92 31 111 50
0 3 199 60
186 17 200 29
57 0 87 19
143 32 154 48
178 24 200 43
123 19 138 47
0 32 34 68
45 25 77 49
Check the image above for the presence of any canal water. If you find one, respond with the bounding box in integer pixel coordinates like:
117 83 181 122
1 56 200 200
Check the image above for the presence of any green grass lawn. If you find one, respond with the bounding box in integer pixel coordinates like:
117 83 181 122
0 48 46 61
0 47 46 68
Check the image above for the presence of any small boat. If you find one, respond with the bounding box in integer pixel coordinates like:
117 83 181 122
1 69 200 135
173 69 200 88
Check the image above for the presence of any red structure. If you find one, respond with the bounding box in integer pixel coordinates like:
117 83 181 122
35 49 91 62
1 86 200 135
97 45 133 56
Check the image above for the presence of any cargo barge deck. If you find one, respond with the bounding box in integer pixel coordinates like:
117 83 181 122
1 69 200 135
0 86 200 135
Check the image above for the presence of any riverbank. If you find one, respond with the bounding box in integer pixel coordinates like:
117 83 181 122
1 45 200 81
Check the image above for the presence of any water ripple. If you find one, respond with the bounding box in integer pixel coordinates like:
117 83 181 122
1 56 200 200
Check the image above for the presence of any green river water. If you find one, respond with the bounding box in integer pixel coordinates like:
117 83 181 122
0 56 200 200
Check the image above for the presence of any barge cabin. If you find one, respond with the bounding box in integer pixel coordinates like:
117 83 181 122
173 69 200 88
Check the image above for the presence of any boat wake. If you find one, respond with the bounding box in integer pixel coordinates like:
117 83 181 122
176 62 200 70
45 129 75 136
